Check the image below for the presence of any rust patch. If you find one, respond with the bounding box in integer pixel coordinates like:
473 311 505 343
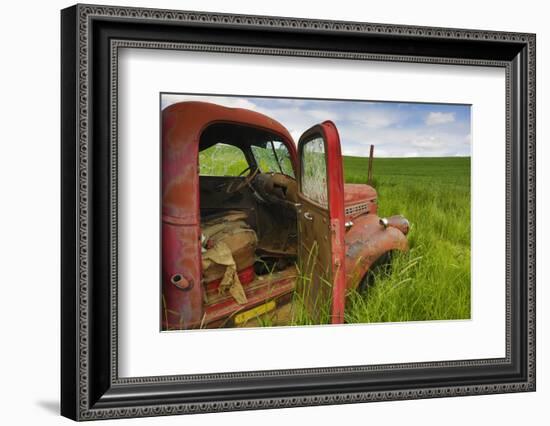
344 213 409 290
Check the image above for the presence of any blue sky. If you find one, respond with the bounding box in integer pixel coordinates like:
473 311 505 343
161 94 471 158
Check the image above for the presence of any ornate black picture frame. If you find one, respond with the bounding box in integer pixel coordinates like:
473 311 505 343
61 3 536 421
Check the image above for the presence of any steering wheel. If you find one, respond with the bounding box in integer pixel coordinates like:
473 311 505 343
225 166 260 194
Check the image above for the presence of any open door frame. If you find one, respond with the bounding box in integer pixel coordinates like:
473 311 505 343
297 121 346 324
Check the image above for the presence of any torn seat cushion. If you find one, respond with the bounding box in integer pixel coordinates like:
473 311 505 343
201 211 258 285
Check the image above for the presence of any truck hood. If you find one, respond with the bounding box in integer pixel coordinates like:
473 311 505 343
344 183 377 205
343 183 378 219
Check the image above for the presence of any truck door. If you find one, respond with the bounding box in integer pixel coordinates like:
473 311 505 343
297 121 346 324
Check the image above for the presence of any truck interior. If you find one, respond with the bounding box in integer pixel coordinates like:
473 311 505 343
198 123 300 308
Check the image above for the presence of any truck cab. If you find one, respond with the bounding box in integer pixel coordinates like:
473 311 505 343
162 101 408 330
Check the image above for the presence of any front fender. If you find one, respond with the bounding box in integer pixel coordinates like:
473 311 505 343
344 214 409 290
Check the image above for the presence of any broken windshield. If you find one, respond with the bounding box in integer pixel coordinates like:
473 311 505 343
251 141 295 177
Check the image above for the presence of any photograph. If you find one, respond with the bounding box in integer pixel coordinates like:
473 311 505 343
161 94 472 330
58 3 536 420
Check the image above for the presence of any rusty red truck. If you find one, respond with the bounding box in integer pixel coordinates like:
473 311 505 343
162 101 409 330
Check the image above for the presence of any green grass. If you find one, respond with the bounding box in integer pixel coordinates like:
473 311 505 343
343 156 471 323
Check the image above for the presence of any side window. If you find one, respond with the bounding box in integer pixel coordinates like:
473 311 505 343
301 137 328 207
199 143 249 176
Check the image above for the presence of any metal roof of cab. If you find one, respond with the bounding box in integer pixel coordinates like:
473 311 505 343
162 101 294 144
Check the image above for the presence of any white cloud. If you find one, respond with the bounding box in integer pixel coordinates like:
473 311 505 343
425 112 455 126
411 136 443 149
306 108 343 122
346 109 401 129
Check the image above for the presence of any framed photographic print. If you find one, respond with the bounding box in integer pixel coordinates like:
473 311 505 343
61 3 536 421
